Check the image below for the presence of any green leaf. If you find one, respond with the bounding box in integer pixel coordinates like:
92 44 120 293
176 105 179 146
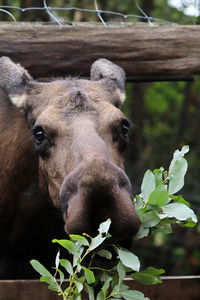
69 234 89 246
53 267 64 285
59 259 73 275
170 195 190 207
136 225 149 239
90 219 111 251
135 195 144 211
153 169 163 186
84 284 95 300
130 267 165 285
117 261 126 281
30 260 53 279
40 276 54 285
162 203 197 223
141 170 156 203
47 282 61 292
168 156 188 194
101 276 112 297
178 219 197 228
155 219 172 234
82 267 95 284
98 218 112 235
119 289 150 300
55 251 60 269
117 247 140 272
97 249 112 260
74 280 83 293
52 239 79 256
148 185 168 207
97 290 104 300
139 211 160 228
90 235 106 251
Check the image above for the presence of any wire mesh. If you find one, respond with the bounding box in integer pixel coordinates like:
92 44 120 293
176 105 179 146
0 0 199 26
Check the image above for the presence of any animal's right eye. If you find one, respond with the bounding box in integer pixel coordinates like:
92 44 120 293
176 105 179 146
33 126 45 145
32 125 52 157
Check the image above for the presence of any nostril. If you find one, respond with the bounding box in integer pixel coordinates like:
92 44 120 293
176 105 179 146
117 170 132 196
60 174 79 213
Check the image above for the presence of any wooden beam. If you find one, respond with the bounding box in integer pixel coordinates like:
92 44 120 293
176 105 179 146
0 278 200 300
0 23 200 80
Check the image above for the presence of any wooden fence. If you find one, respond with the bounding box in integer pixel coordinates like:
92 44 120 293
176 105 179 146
0 277 200 300
0 23 200 81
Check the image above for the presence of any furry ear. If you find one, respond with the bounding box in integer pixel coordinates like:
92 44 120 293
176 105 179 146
90 58 126 107
0 56 32 107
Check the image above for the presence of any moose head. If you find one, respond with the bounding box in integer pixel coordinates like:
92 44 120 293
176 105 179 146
0 57 140 242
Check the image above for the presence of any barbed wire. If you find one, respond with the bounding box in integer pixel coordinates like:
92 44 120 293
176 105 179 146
0 0 199 26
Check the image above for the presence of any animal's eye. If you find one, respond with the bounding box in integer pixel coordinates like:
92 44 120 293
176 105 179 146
32 125 52 158
113 119 132 152
120 120 131 141
33 126 45 145
121 123 129 139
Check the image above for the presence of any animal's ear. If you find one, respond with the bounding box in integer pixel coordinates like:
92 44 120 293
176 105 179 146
0 56 32 107
90 58 126 107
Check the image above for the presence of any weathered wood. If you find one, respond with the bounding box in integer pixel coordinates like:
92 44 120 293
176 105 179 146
0 278 200 300
0 23 199 80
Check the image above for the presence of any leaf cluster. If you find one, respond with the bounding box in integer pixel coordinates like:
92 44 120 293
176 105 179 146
135 146 197 239
30 219 163 300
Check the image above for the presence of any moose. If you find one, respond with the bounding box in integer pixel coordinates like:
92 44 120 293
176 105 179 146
0 57 140 279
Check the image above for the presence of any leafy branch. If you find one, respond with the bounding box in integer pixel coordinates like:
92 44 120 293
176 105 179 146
135 145 197 239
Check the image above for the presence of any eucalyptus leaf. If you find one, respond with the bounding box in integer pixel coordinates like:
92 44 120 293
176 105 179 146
162 203 197 223
141 170 156 203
